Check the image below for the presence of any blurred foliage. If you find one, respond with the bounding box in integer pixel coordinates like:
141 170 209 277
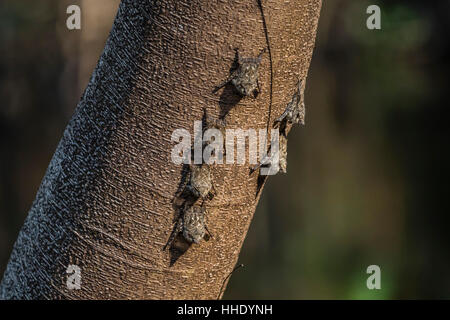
0 0 449 299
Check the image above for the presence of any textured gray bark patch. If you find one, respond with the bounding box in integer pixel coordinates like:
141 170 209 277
0 0 155 299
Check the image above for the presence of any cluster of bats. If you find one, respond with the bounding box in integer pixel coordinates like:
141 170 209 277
164 48 306 251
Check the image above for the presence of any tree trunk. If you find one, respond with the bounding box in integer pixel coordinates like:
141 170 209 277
0 0 322 299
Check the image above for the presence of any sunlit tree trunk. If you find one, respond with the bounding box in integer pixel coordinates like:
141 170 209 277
0 0 322 299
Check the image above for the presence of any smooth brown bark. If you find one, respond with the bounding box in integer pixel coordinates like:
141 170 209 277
0 0 322 299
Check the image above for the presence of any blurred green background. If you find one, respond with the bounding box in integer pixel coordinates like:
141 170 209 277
1 0 449 299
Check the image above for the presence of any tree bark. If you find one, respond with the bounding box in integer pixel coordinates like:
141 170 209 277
0 0 322 299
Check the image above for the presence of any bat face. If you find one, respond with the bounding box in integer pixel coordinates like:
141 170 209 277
182 206 207 244
189 164 213 199
231 59 261 97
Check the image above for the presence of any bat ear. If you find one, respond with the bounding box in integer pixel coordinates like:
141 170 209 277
257 47 266 61
234 48 241 63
